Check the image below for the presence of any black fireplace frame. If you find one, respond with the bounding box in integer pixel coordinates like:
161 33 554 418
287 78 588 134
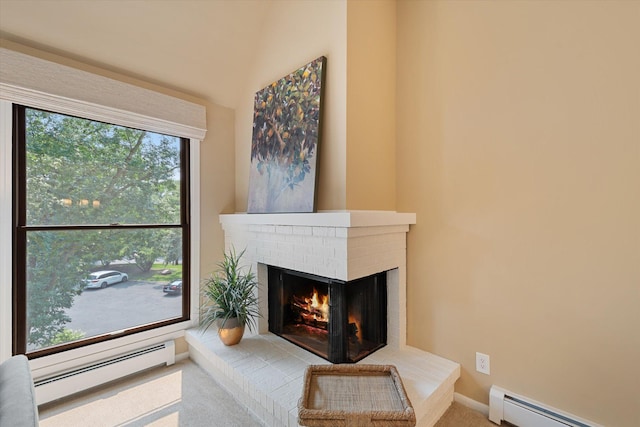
268 266 387 363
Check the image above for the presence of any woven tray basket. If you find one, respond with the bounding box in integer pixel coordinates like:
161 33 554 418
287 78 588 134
298 364 416 427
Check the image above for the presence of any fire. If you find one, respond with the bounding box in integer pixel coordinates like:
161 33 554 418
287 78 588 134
290 288 364 345
307 288 329 321
290 288 329 327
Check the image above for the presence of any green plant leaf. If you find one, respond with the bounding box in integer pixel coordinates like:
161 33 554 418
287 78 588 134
199 247 260 334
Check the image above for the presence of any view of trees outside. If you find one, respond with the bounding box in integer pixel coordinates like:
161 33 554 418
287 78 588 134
22 108 185 351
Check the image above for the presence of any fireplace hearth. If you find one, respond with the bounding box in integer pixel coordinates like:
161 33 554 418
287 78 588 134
268 266 387 363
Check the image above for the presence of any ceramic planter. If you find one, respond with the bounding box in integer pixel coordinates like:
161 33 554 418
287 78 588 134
217 317 245 346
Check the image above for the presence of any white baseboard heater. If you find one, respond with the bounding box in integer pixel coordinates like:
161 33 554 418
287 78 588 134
489 386 602 427
34 340 175 405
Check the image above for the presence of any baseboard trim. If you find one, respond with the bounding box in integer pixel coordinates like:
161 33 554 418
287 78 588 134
175 351 190 362
454 392 490 417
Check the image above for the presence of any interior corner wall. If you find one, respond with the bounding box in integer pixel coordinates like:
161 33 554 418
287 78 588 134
396 1 640 427
199 102 235 276
346 0 396 210
234 1 348 212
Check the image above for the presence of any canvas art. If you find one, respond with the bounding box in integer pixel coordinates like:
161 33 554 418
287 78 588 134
247 56 326 213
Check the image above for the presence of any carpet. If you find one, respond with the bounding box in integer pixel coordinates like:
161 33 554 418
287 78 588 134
39 359 261 427
39 359 493 427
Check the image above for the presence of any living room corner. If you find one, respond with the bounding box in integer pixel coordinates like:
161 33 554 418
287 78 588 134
1 1 638 427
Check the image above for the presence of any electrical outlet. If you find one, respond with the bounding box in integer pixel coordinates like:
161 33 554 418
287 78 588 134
476 352 490 375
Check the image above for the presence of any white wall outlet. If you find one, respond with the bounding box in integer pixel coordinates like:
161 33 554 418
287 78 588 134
476 352 490 375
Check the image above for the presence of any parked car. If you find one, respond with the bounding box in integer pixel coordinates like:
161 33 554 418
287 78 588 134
84 270 128 289
163 280 182 295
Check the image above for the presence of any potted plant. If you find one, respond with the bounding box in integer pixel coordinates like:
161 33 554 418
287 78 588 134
200 247 259 345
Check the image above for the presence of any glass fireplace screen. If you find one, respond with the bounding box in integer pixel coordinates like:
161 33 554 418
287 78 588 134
268 266 387 363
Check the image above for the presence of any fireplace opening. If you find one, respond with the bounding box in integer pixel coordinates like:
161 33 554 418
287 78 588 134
268 266 387 363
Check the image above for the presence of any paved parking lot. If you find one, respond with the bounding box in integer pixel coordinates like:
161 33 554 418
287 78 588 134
64 279 183 338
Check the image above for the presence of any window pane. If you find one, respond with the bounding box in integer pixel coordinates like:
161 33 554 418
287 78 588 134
25 229 183 352
25 108 182 226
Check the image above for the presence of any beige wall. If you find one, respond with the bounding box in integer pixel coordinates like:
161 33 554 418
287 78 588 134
234 0 348 212
199 103 236 274
396 1 640 426
233 0 398 212
0 0 272 109
346 0 396 210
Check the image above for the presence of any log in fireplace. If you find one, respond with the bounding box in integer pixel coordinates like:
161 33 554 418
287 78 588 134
268 266 387 363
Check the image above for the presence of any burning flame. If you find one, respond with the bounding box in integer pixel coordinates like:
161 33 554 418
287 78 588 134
307 288 329 321
293 288 363 345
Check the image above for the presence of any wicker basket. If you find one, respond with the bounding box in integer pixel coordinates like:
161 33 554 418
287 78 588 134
298 364 416 427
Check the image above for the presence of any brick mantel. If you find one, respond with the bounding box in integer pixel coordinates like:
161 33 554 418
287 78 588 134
219 210 416 228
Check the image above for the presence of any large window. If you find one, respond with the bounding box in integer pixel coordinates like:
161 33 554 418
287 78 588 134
13 106 190 358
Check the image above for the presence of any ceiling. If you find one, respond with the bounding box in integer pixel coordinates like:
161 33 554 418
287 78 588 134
0 0 274 108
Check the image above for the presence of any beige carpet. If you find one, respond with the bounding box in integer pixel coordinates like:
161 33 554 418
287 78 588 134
434 402 495 427
39 359 261 427
39 359 494 427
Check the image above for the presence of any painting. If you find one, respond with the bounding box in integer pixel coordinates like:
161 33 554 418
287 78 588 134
247 56 326 213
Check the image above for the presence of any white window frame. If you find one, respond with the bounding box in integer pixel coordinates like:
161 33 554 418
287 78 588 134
0 47 206 376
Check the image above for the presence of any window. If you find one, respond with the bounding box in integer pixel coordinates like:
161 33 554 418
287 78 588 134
13 106 190 358
1 47 205 364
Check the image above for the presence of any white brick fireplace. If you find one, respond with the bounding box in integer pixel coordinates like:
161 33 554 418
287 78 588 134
218 210 415 350
186 211 460 427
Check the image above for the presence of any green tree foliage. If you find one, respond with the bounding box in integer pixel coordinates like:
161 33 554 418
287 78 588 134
26 109 180 226
24 109 182 348
161 228 183 266
26 231 91 346
50 328 86 345
250 57 325 207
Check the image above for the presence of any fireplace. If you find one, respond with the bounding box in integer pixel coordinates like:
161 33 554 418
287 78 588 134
204 212 461 427
219 211 417 351
268 266 387 363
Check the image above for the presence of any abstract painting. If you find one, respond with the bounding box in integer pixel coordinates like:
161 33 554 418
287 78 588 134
247 56 326 213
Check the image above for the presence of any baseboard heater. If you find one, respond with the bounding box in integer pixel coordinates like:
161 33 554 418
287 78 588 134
489 386 602 427
34 340 175 405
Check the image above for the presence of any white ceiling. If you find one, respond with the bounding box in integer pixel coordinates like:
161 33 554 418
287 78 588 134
0 0 274 108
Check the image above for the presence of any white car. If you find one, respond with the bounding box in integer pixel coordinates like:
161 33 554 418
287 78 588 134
84 270 128 289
